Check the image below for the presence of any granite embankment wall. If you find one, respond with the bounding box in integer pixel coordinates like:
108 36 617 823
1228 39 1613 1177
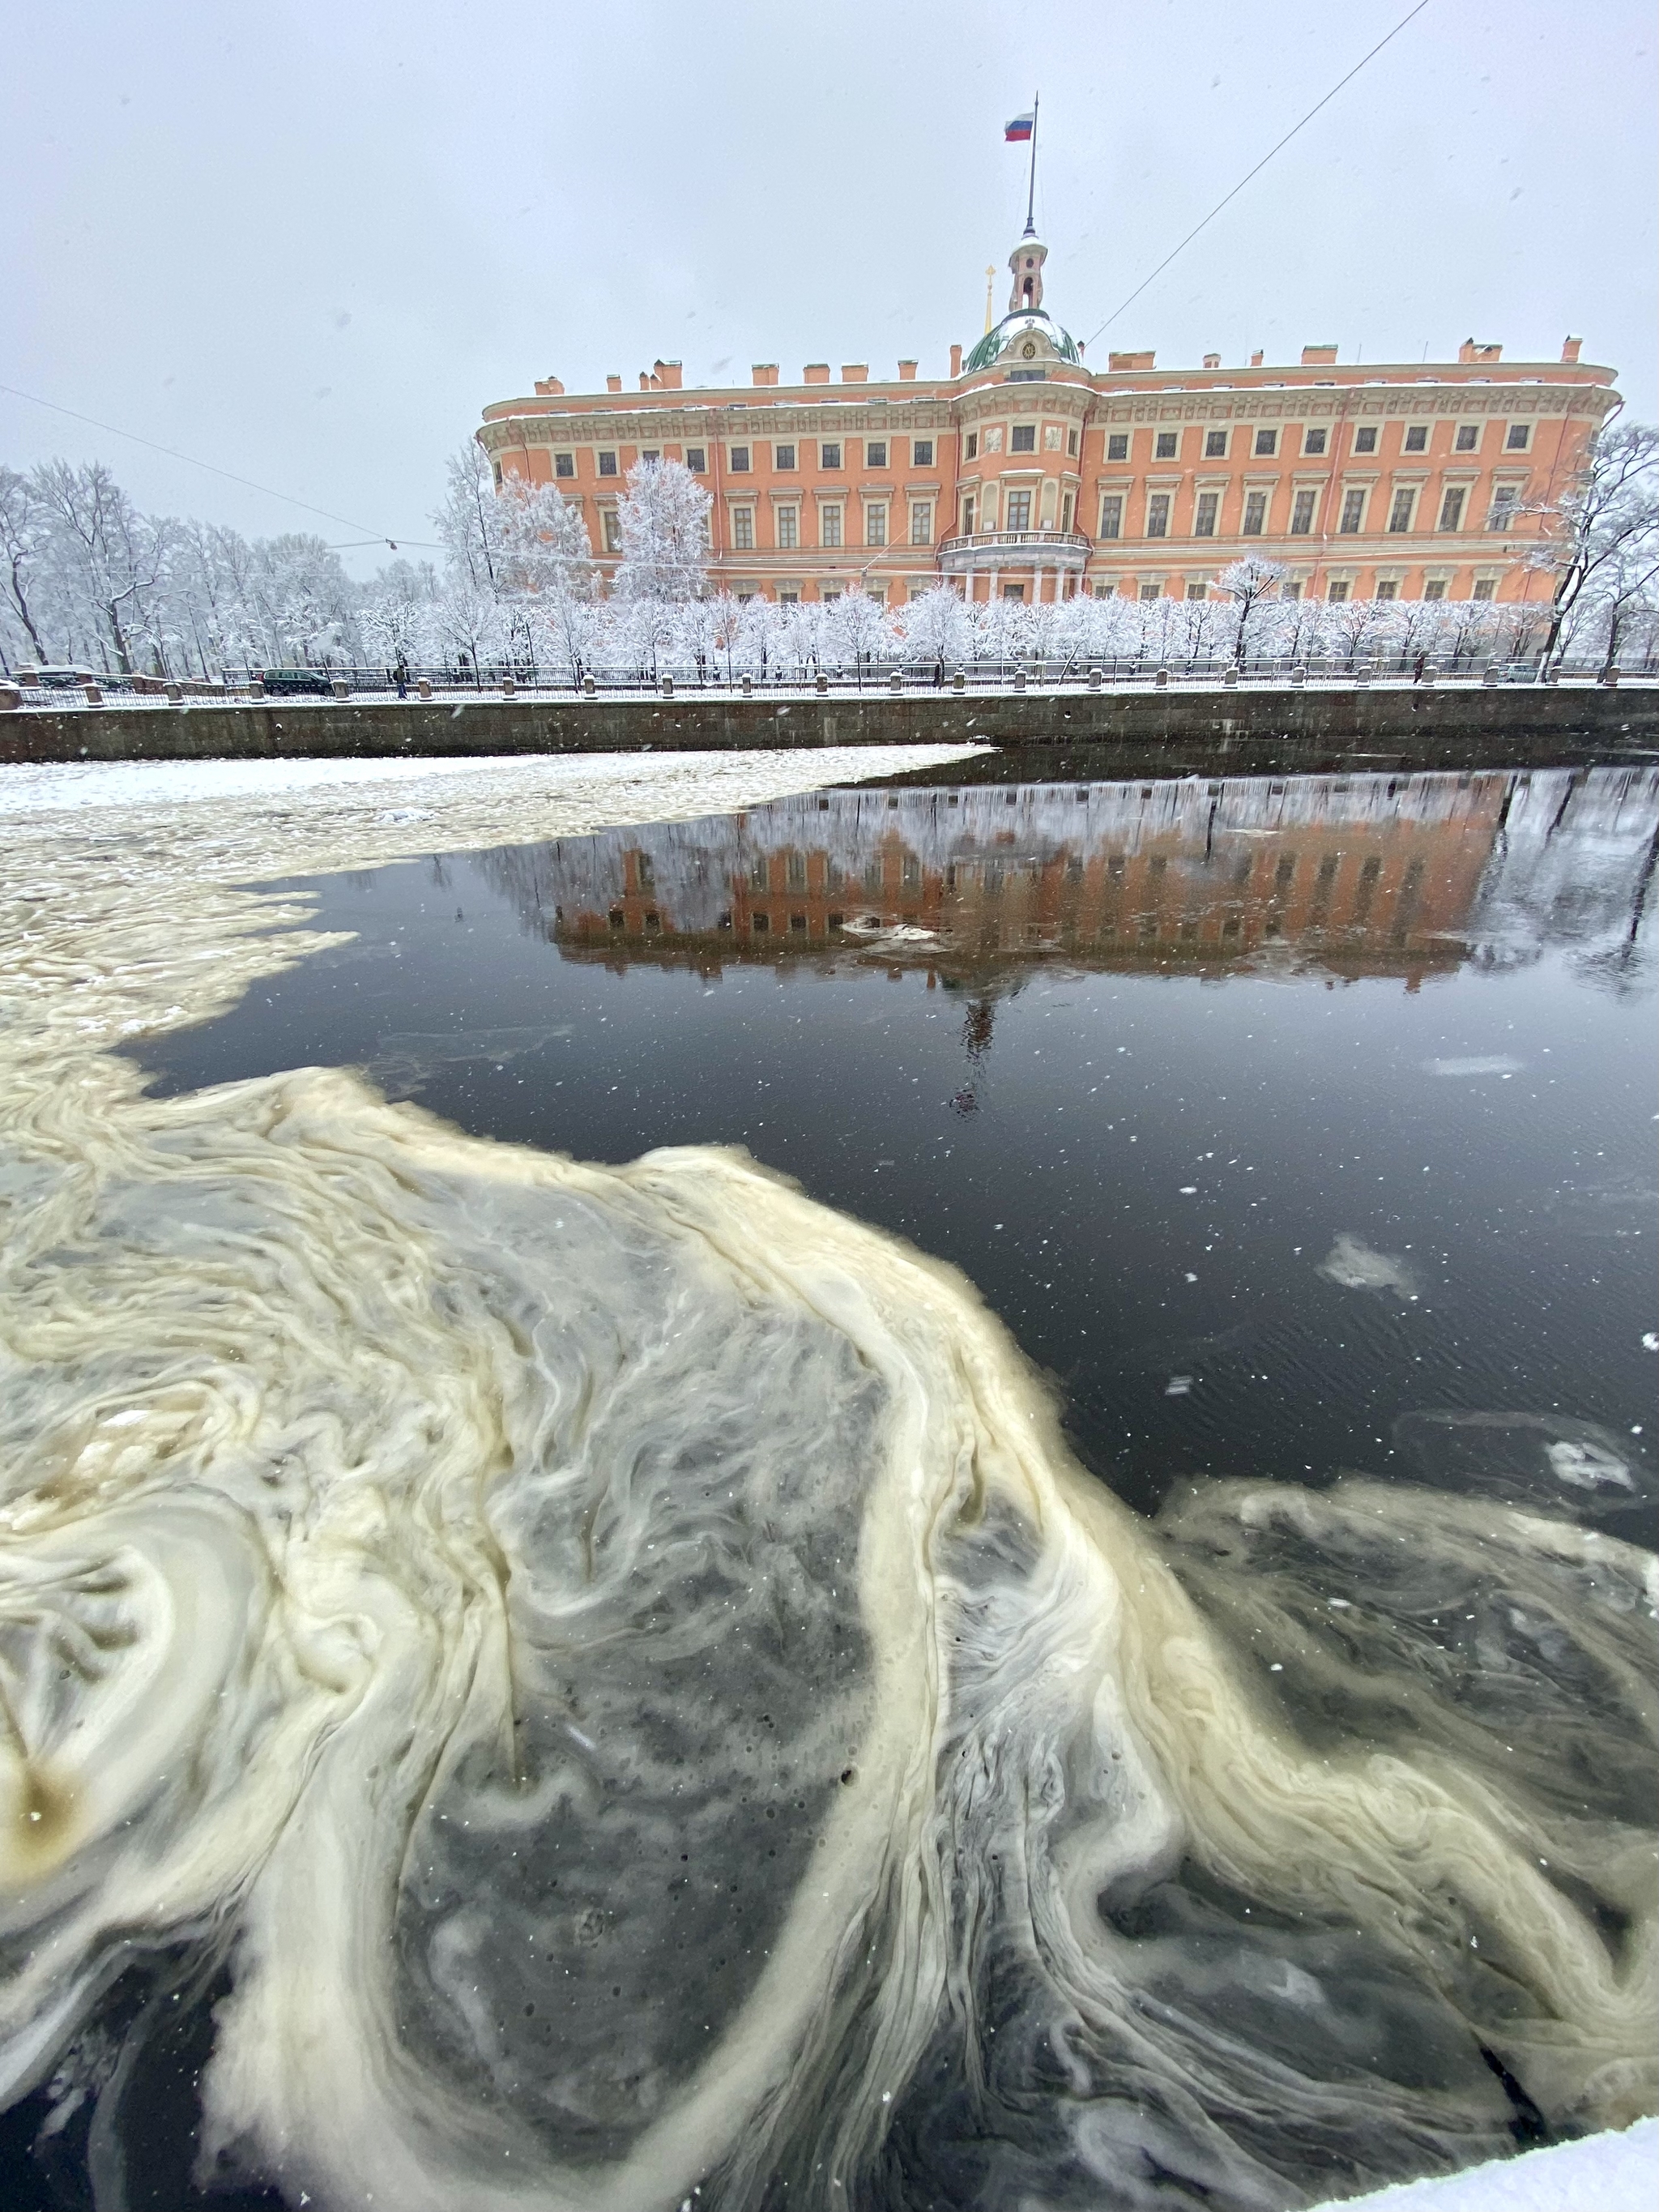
3 684 1655 775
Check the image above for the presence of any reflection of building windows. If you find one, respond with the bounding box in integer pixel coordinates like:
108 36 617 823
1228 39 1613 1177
751 912 770 933
1437 488 1466 532
821 506 842 548
774 443 795 471
1338 489 1366 533
863 858 883 894
1354 426 1378 455
598 451 618 476
913 438 933 466
820 441 842 470
777 506 798 549
1155 431 1178 459
902 854 921 889
1254 428 1277 456
1195 492 1219 536
1243 491 1268 535
603 510 621 552
1107 432 1129 460
749 856 768 888
1290 489 1317 534
1487 485 1521 532
1205 429 1227 458
1388 489 1416 532
1006 491 1033 530
1100 493 1123 539
732 508 754 549
1455 424 1479 452
910 502 932 544
1303 428 1327 455
554 451 575 478
1146 493 1170 538
787 852 807 890
1011 424 1037 453
1404 425 1428 452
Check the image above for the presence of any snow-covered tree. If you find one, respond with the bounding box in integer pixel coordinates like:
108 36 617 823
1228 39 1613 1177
30 459 171 673
497 479 598 602
896 583 972 668
614 458 710 603
1527 422 1659 672
1214 555 1285 662
0 467 51 665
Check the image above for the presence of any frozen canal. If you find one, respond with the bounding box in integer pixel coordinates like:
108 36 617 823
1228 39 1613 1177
0 750 1653 2211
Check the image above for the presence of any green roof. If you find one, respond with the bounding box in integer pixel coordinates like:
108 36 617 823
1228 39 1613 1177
963 310 1082 374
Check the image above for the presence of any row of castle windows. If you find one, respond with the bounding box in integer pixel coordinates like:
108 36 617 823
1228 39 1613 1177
1092 480 1525 541
1106 421 1528 462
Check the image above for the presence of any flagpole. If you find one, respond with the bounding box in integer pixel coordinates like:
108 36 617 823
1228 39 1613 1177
1025 92 1039 233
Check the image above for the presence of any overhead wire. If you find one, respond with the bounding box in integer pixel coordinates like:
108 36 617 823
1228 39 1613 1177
1081 0 1434 348
0 378 440 549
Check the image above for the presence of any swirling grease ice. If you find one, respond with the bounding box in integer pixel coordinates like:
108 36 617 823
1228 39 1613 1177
0 757 1654 2212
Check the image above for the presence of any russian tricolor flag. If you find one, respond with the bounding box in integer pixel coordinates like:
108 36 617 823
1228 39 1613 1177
1004 112 1035 141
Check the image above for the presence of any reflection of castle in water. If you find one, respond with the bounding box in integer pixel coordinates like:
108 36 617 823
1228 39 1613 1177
475 767 1659 993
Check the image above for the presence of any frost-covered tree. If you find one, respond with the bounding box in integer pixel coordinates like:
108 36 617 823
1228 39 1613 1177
896 583 972 668
1214 556 1285 662
30 459 171 673
614 458 710 603
0 467 51 665
825 586 890 670
497 479 598 603
1527 422 1659 672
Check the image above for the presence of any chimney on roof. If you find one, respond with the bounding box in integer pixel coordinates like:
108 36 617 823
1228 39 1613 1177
898 359 918 381
1458 339 1503 364
1203 352 1221 369
1561 335 1583 364
606 374 622 393
1249 350 1265 368
752 363 779 386
654 359 682 388
949 342 963 377
639 372 653 391
534 374 565 396
841 363 868 382
1301 344 1338 365
804 362 830 384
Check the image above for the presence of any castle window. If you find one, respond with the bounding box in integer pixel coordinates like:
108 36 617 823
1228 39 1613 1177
1455 424 1480 452
1205 429 1227 459
598 451 618 476
1138 583 1161 601
603 510 621 551
686 446 706 472
1338 489 1366 533
1506 422 1532 451
913 438 933 466
1437 487 1466 532
1404 425 1428 451
1327 579 1350 600
1195 492 1219 537
1353 426 1378 455
1006 491 1032 530
730 446 751 472
1146 493 1171 538
910 501 932 544
1107 433 1129 460
1099 494 1123 539
774 443 795 471
965 432 979 460
821 505 842 548
1011 424 1037 453
1388 489 1417 533
1067 428 1079 455
1487 485 1521 532
1290 489 1317 533
1187 581 1208 600
1375 579 1399 600
865 504 887 547
1155 431 1178 459
732 508 754 549
642 449 659 463
820 441 842 471
1472 577 1497 600
1423 578 1448 600
1243 491 1268 535
1060 493 1073 532
1043 424 1062 451
491 460 502 489
777 506 799 549
554 451 575 478
1303 428 1327 455
866 440 887 468
1253 428 1277 456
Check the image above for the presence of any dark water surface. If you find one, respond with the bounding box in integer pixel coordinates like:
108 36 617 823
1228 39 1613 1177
141 761 1658 1544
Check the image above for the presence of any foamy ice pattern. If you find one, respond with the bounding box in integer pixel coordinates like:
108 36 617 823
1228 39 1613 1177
1317 1232 1421 1301
0 751 1653 2210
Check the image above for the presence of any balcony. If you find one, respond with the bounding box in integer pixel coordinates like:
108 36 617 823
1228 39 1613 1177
938 528 1093 575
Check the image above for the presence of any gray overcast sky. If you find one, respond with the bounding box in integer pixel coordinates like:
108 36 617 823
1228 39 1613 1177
7 0 1654 573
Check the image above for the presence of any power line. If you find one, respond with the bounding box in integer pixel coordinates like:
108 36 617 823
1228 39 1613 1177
0 378 439 549
1081 1 1434 348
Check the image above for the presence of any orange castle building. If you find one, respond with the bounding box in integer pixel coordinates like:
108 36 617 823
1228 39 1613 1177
478 220 1619 610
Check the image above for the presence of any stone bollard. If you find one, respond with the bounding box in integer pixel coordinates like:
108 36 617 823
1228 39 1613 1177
1289 664 1307 687
417 677 432 701
1481 662 1500 685
741 672 753 697
582 672 596 697
1600 665 1620 689
661 674 674 698
83 683 104 707
1222 663 1239 689
1154 666 1170 690
1087 664 1102 690
502 675 517 696
815 670 829 694
1420 663 1437 687
164 681 183 702
1013 668 1027 693
0 681 21 711
249 680 266 700
1353 660 1371 686
331 677 349 699
889 669 902 694
952 668 966 693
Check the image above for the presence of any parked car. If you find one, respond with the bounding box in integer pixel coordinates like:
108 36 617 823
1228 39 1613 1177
259 668 336 696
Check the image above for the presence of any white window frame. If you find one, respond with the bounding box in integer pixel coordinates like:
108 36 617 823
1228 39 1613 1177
819 502 844 549
909 499 932 546
864 502 888 548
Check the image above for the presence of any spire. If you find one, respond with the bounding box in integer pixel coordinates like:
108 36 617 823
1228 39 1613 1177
983 266 996 334
1008 233 1047 315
